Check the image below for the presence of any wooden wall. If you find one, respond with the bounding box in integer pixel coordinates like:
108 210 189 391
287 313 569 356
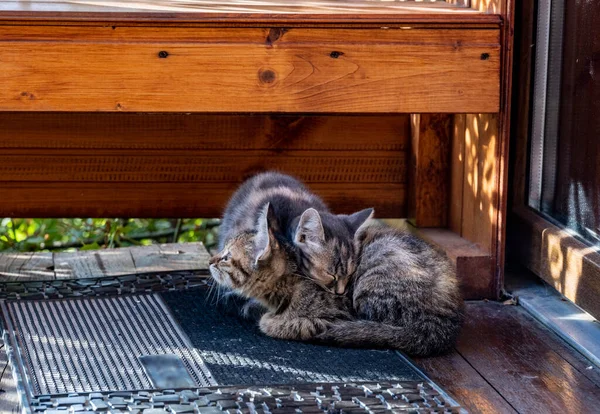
0 113 410 218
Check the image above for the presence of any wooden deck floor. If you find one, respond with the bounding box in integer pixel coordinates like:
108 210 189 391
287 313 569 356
1 244 599 413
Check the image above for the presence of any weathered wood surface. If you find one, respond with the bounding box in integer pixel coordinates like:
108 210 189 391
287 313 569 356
416 302 600 413
0 252 53 281
130 243 211 273
0 242 209 282
408 114 452 228
0 27 500 113
54 249 137 279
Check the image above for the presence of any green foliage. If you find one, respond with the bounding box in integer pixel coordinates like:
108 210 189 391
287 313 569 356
0 218 219 252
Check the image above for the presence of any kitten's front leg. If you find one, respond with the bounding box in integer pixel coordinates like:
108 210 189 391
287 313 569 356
259 312 330 341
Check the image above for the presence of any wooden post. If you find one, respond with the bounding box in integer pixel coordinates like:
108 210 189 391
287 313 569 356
408 114 452 228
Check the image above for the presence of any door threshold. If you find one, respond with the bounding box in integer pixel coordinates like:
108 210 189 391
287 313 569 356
506 268 600 369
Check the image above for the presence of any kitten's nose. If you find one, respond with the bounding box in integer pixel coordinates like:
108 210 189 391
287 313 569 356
209 255 220 265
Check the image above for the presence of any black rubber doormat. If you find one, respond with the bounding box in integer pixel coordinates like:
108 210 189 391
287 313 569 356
161 289 422 385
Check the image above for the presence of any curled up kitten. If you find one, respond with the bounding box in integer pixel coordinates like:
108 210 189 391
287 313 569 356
316 222 464 356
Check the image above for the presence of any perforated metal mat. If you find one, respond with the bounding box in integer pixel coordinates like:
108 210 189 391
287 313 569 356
1 294 215 397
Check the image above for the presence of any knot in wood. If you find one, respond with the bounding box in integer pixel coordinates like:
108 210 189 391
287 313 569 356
259 69 277 84
158 51 169 59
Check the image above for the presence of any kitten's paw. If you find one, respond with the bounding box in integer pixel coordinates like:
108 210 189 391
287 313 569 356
259 314 330 341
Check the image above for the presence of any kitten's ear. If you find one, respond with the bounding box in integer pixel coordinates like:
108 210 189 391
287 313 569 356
254 203 278 264
295 208 325 244
346 208 374 236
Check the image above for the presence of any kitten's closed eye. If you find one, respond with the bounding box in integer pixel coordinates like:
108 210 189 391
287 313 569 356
209 251 231 265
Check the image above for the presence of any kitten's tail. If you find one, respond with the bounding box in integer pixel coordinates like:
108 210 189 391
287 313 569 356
315 320 456 357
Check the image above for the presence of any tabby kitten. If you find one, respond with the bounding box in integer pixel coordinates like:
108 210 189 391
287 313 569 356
210 203 354 340
316 223 464 356
219 171 373 289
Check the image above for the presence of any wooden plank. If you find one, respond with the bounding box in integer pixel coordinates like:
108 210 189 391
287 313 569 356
0 28 501 113
130 242 210 273
0 113 410 151
0 252 54 281
460 114 498 253
408 114 451 228
449 114 466 234
0 150 407 184
54 249 136 279
415 351 517 414
457 302 600 413
0 182 406 219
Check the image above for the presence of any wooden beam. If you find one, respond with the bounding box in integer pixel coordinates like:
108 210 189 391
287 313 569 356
0 27 501 113
408 114 452 228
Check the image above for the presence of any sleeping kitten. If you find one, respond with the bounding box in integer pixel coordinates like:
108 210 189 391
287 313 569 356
316 223 464 356
210 204 354 340
210 204 461 356
219 171 373 289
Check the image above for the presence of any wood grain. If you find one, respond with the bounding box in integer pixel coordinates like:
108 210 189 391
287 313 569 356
0 27 500 113
408 114 451 228
0 182 406 218
449 114 466 234
54 249 137 279
0 150 407 184
457 302 600 413
0 113 410 151
0 252 54 281
130 242 210 273
415 351 517 414
460 113 498 253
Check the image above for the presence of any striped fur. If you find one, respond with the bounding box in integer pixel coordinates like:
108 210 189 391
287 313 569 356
317 224 464 356
219 171 373 289
210 204 354 341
